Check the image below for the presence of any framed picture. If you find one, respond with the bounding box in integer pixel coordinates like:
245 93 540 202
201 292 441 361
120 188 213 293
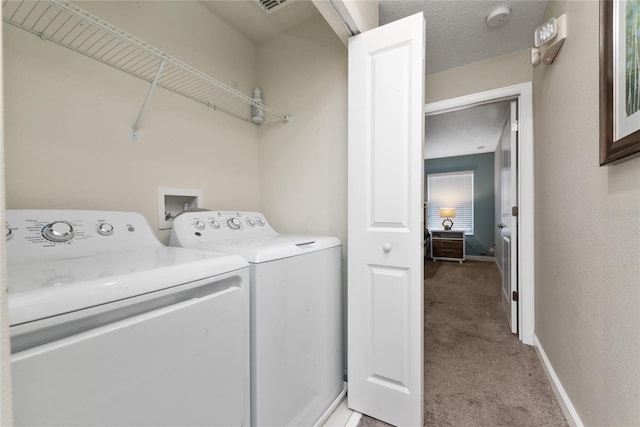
600 0 640 165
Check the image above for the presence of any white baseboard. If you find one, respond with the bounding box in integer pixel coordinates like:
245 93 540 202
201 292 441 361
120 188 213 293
466 255 496 262
533 334 583 427
345 411 362 427
315 383 348 427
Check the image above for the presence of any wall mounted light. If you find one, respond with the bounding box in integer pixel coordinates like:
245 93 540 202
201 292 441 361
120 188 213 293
440 207 456 230
531 14 567 67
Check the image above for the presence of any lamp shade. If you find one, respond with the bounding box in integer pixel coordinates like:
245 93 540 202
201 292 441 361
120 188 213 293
439 207 456 218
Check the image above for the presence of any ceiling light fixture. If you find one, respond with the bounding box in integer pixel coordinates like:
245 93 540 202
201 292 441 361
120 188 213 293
531 14 567 67
486 6 510 28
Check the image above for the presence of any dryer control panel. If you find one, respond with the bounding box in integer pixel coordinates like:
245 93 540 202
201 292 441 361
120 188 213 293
5 210 160 263
170 211 277 245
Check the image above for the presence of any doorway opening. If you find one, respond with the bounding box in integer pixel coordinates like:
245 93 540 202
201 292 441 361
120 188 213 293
424 82 534 345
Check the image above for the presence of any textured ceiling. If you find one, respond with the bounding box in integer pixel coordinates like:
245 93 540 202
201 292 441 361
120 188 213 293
425 102 510 159
379 0 548 74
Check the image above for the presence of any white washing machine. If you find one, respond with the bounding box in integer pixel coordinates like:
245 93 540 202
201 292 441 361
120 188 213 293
170 211 345 427
6 210 250 426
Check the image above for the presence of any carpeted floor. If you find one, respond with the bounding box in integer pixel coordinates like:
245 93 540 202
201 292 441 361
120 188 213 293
357 260 568 427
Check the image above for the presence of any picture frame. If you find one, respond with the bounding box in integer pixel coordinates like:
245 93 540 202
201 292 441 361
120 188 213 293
600 0 640 165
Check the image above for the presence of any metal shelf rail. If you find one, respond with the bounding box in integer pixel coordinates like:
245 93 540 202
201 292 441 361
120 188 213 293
3 0 291 138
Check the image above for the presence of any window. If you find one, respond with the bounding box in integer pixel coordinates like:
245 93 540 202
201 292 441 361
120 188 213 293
427 171 474 234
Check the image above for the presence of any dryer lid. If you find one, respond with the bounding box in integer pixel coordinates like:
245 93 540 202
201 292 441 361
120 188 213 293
180 234 341 263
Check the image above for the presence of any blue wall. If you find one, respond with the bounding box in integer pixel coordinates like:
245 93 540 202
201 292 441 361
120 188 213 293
425 152 495 257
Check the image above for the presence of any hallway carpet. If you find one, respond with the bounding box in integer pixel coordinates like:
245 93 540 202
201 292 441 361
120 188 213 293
357 260 568 427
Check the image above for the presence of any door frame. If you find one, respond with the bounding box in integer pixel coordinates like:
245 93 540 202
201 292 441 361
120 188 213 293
424 82 534 345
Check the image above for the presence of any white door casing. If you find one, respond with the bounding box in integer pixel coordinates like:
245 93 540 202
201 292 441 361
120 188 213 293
347 12 425 427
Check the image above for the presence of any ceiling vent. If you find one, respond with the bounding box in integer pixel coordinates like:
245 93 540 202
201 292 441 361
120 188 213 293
255 0 289 14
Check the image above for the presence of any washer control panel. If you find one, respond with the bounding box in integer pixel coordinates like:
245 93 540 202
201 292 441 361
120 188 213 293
170 211 276 244
6 210 160 263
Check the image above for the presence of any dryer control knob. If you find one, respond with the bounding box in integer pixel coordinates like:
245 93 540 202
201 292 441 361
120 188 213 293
246 218 256 227
257 218 265 226
43 221 75 242
227 217 241 230
97 223 114 236
194 220 206 230
210 220 221 229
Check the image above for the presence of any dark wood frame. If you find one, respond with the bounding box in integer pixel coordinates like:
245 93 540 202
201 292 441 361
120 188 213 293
600 0 640 165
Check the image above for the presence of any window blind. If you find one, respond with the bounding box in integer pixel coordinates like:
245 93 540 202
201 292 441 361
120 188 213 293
427 171 474 234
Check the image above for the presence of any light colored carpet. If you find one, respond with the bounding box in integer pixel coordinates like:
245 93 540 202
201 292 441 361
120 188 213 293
357 260 568 427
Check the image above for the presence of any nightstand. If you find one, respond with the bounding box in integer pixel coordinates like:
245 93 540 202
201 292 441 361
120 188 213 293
430 230 465 263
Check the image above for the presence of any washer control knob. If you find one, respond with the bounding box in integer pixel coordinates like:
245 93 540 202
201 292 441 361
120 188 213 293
257 218 265 226
43 221 75 242
194 220 206 230
246 218 256 227
97 223 114 236
6 226 13 240
227 217 241 230
210 220 221 229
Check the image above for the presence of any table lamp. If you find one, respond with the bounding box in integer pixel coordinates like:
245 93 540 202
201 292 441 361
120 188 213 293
440 207 456 230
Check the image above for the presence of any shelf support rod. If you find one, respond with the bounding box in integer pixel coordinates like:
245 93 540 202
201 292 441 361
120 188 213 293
131 57 166 140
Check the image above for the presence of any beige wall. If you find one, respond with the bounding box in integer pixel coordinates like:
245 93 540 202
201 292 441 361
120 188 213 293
533 1 640 425
426 49 532 103
257 15 348 248
3 1 261 244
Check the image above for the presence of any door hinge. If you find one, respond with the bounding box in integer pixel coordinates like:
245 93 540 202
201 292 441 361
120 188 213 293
512 291 519 301
511 120 519 132
512 206 518 216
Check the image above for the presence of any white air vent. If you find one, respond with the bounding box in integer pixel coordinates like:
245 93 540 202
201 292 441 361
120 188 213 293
256 0 289 14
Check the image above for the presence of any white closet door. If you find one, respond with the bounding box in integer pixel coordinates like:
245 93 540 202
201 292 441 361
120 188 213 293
347 12 425 427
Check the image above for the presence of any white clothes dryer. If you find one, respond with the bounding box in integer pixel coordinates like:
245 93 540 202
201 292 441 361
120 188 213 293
6 210 250 426
170 211 345 427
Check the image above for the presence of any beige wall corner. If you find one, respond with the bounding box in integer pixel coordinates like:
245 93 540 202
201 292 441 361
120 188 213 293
257 14 348 248
533 1 640 425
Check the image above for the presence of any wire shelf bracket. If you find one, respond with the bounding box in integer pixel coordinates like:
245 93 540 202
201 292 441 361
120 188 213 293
131 57 166 140
2 0 292 139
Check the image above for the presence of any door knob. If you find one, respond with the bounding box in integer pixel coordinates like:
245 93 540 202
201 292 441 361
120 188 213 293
497 223 505 229
382 243 392 253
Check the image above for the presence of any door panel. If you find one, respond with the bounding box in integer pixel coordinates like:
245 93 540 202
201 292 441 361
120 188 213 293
347 12 425 427
368 265 410 390
500 100 518 334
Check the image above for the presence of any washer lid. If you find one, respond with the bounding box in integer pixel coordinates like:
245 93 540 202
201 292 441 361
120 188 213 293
8 247 248 326
182 234 341 263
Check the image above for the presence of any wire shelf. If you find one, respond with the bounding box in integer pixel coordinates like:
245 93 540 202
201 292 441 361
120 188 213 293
3 0 291 136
